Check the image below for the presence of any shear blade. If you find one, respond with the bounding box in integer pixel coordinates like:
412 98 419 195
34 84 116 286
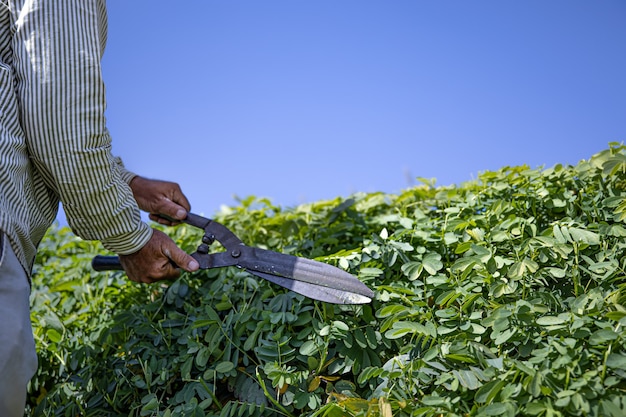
238 247 374 303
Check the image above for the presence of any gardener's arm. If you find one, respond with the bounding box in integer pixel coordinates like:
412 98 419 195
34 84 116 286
12 0 197 281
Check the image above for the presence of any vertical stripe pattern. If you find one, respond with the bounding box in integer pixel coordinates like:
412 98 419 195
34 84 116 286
0 0 152 274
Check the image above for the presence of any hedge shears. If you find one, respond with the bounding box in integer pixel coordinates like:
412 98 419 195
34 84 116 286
92 213 374 305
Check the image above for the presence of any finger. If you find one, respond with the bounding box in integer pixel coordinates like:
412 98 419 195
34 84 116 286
156 265 181 281
122 259 160 284
168 184 191 212
137 262 179 283
149 213 179 226
123 265 154 284
121 252 175 284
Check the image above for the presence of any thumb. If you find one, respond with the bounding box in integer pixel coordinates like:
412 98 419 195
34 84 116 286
166 244 200 272
157 198 188 222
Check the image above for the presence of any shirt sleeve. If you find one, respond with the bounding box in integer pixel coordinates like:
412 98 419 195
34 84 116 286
11 0 152 255
114 156 139 185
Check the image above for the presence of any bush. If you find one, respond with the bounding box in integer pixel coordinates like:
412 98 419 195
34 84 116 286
28 143 626 416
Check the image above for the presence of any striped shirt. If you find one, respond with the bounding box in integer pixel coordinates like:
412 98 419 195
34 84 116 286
0 0 152 275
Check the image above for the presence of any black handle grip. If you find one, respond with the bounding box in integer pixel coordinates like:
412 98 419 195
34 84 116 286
92 255 124 271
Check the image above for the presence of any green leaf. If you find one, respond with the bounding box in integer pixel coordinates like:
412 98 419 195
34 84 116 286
390 241 414 252
507 262 524 279
452 369 481 390
46 328 62 343
195 347 211 368
140 395 159 416
536 316 567 326
553 225 570 243
401 261 423 280
42 311 64 332
422 253 443 275
455 241 473 254
568 227 600 245
376 304 407 318
602 153 626 175
358 267 383 278
493 328 516 345
606 311 626 321
606 353 626 370
384 327 412 340
589 329 619 345
508 258 538 279
192 319 217 329
215 361 235 374
479 403 509 416
333 321 349 332
299 340 318 356
475 380 506 404
385 321 436 340
525 402 547 415
545 267 566 278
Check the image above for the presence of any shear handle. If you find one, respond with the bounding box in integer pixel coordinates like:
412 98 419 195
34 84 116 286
92 213 246 272
181 212 212 229
168 213 244 251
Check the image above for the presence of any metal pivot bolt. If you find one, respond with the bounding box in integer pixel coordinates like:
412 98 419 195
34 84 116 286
231 249 241 258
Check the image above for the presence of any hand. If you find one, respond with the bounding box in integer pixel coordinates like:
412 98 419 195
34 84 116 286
119 229 200 283
129 176 191 225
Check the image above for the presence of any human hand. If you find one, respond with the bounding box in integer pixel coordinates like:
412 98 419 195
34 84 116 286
129 176 191 225
119 229 200 283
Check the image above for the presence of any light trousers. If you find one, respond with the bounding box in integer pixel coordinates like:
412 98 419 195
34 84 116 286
0 232 38 417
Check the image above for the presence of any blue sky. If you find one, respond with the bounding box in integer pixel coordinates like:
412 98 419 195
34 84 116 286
70 1 626 220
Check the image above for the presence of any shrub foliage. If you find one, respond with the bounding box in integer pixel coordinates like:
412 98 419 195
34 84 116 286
28 144 626 416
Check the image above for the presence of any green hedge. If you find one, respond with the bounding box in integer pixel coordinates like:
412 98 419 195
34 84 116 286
28 144 626 416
